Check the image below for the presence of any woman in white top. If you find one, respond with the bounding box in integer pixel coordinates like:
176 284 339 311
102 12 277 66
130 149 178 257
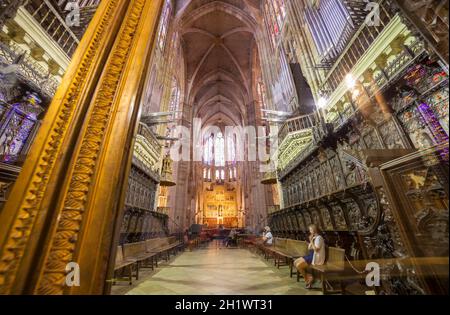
294 224 326 289
262 226 273 246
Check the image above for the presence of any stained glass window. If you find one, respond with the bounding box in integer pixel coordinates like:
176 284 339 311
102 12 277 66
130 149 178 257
0 92 43 164
257 80 268 112
203 135 214 165
215 133 225 167
226 133 236 164
263 0 287 48
169 77 180 119
157 1 172 51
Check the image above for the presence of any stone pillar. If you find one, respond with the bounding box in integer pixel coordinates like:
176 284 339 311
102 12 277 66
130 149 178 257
0 0 164 295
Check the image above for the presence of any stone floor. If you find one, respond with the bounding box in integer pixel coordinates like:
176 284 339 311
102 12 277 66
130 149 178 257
112 241 322 295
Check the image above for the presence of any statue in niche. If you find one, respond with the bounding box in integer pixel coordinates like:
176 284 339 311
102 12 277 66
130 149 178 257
311 209 322 230
128 213 138 234
296 214 305 231
414 129 435 150
120 211 131 233
330 157 345 189
347 201 362 230
303 212 312 226
320 207 333 230
380 120 405 149
361 201 380 231
332 205 347 230
415 207 449 256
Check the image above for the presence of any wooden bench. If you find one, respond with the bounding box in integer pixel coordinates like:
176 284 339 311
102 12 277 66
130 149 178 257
265 238 287 264
113 246 138 284
266 238 308 277
239 234 257 249
254 238 272 259
147 236 182 261
123 241 159 280
310 246 346 294
284 240 308 277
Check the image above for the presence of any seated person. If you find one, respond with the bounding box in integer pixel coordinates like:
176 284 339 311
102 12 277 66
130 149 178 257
294 224 325 289
261 226 273 246
226 229 238 247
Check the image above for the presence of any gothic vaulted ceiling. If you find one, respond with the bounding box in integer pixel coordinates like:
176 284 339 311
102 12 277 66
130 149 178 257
176 0 260 127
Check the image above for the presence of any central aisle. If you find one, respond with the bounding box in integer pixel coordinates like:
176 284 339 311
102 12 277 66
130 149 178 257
121 243 321 295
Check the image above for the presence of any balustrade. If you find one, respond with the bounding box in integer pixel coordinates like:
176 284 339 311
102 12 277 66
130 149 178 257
23 0 80 57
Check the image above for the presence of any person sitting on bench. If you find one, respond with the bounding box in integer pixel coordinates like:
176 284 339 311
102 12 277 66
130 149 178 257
226 229 238 247
262 226 273 246
294 224 325 289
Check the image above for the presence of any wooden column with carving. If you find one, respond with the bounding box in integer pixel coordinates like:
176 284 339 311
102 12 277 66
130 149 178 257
0 0 164 294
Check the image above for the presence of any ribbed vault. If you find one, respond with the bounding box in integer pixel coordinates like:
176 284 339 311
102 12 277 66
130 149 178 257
177 0 259 128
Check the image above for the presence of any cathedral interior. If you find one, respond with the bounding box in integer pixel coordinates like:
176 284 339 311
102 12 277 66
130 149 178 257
0 0 448 296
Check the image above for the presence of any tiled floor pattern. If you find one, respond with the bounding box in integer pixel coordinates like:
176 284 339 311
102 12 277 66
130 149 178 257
112 242 321 295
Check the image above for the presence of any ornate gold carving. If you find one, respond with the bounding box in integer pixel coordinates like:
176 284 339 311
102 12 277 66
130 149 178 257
34 0 148 294
0 0 121 294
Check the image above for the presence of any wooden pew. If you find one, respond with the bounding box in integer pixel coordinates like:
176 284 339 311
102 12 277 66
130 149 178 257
147 237 182 261
266 238 288 265
113 245 137 284
285 240 308 277
123 241 158 280
311 247 346 294
239 234 257 249
267 239 309 276
145 238 162 266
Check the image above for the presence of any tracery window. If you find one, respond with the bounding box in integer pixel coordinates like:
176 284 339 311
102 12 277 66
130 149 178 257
169 77 181 119
263 0 287 48
226 133 237 164
157 0 172 51
204 132 237 171
203 167 212 181
215 132 225 167
203 135 214 165
215 169 220 181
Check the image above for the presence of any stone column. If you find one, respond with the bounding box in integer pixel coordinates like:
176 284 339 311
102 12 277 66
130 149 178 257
0 0 164 295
